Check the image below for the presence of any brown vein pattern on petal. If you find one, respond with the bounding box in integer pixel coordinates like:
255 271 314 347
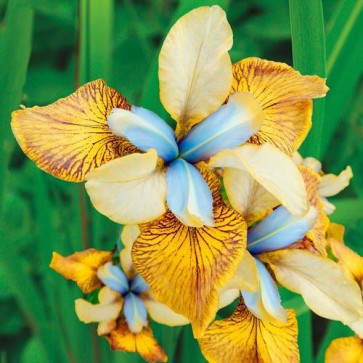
199 299 299 363
133 171 246 338
300 165 329 256
108 319 167 363
11 79 139 182
231 58 328 155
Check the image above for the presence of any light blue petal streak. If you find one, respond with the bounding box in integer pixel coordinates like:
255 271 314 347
178 92 264 163
123 292 148 333
108 105 178 162
247 206 318 255
242 258 287 322
130 274 149 294
96 262 129 295
166 159 214 227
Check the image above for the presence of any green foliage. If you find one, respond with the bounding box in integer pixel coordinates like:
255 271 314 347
1 0 362 362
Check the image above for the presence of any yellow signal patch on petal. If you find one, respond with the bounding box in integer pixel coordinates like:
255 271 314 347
50 249 112 293
326 336 363 363
108 319 167 363
300 165 329 255
11 80 138 182
199 300 299 363
232 58 328 154
159 5 233 137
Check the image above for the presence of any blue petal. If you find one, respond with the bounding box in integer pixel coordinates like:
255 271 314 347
130 274 149 294
123 292 148 333
96 262 129 295
166 159 214 227
242 258 287 322
108 105 178 162
247 206 318 255
178 92 264 163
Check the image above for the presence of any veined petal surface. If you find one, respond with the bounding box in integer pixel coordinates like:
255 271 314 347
325 336 363 363
210 143 308 215
199 300 299 363
166 159 214 227
86 150 167 225
178 92 264 163
49 249 112 293
159 5 233 137
260 249 363 323
319 166 353 197
108 319 167 362
11 80 138 182
232 58 328 154
247 206 318 254
108 106 178 162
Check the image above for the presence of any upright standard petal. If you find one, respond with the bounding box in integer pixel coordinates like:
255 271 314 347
159 6 233 137
210 143 308 215
260 249 363 323
178 92 264 163
247 206 318 254
108 319 167 362
108 106 178 162
232 58 329 154
120 225 140 276
199 300 299 363
11 80 138 182
318 166 353 197
325 336 363 363
49 249 112 293
223 168 279 225
166 159 214 227
86 150 167 225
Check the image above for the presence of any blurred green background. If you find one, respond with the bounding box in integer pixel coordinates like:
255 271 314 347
0 0 362 362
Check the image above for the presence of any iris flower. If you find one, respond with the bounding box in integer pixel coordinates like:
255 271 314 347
50 227 188 362
12 6 328 337
199 168 363 362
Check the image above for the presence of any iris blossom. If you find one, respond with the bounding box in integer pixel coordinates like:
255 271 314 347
12 6 328 337
50 231 188 362
199 171 363 362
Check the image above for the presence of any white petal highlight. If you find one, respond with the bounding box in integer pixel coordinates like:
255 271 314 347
159 5 233 136
85 150 167 225
318 166 353 198
210 143 308 216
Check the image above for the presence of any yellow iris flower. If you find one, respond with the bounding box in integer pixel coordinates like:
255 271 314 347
50 227 188 362
12 5 329 338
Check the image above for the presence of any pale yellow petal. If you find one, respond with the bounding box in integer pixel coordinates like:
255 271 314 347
326 336 363 363
86 150 166 224
218 289 240 309
302 156 322 172
319 166 353 198
120 225 140 276
349 318 363 339
199 300 299 363
260 249 363 323
159 6 232 137
210 143 308 216
232 58 328 154
223 168 279 225
11 80 138 182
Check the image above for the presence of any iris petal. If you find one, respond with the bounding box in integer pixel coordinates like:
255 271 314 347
247 206 318 255
108 106 178 162
123 292 148 333
166 159 214 227
130 274 149 294
178 92 264 163
97 262 129 295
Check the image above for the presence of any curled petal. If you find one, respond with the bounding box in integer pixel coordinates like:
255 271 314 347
49 249 112 293
108 106 178 162
11 80 138 182
108 319 167 362
159 5 233 137
178 92 264 163
325 336 363 363
166 159 214 227
260 249 363 323
199 299 299 363
318 166 353 198
132 186 247 338
210 143 308 216
232 58 328 154
86 149 167 225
